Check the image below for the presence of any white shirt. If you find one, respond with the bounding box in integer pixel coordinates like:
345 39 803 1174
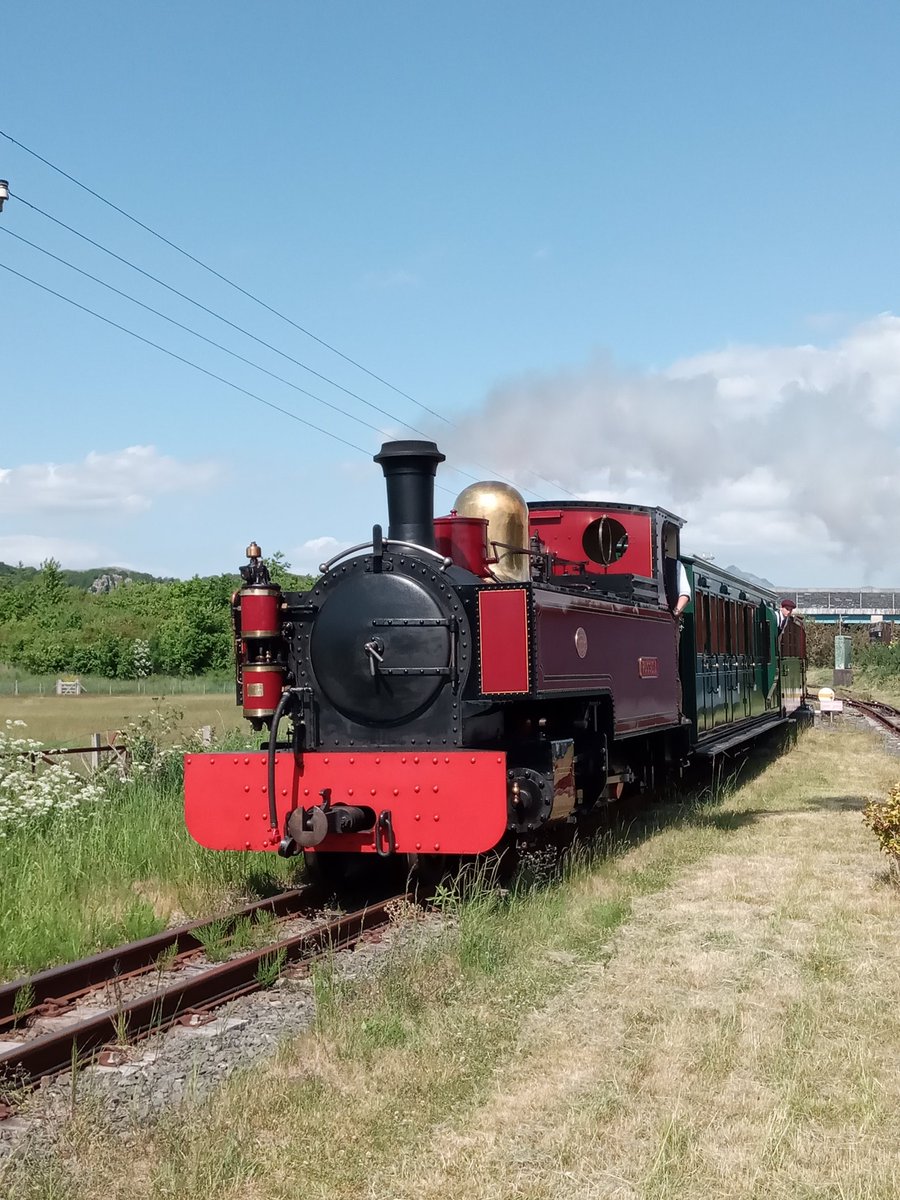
677 561 691 600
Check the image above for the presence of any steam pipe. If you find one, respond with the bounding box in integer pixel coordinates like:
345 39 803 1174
267 688 297 842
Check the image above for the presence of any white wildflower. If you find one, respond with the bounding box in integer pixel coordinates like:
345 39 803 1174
0 720 116 835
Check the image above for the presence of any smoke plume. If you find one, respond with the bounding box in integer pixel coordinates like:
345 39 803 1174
445 316 900 584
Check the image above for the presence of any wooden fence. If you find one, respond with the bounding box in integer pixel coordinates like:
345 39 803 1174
8 726 212 774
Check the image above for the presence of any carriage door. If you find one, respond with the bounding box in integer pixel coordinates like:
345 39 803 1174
696 591 711 733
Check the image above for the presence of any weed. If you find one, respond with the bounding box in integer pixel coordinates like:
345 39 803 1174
255 948 286 989
68 1040 82 1117
228 916 255 953
310 958 342 1028
154 943 178 975
251 910 277 945
111 1007 130 1048
863 781 900 864
0 728 296 982
193 919 233 963
12 981 35 1025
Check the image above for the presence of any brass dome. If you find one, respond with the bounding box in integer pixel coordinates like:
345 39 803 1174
454 482 530 582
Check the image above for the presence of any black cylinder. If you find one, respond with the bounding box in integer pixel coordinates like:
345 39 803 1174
374 440 446 549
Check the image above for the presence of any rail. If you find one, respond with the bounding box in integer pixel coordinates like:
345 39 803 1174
842 697 900 736
0 891 407 1105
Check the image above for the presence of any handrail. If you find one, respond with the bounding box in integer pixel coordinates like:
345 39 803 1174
319 540 452 574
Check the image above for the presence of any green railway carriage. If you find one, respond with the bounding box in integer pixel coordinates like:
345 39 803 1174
677 558 807 753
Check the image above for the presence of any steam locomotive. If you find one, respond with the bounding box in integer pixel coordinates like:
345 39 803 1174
184 440 808 873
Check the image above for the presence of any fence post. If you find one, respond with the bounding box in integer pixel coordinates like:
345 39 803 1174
90 732 101 771
201 725 212 747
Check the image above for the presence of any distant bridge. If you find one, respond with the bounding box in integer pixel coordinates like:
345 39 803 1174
777 588 900 623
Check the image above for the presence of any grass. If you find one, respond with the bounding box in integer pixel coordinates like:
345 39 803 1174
0 772 298 980
7 724 900 1198
808 664 900 709
0 692 245 747
0 701 292 980
0 664 234 696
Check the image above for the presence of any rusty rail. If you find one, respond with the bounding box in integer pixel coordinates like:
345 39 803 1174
0 896 403 1101
843 697 900 736
0 889 312 1033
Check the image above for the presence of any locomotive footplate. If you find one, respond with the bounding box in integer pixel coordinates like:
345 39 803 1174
184 750 509 854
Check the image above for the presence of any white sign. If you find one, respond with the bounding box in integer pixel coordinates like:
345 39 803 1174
819 699 844 713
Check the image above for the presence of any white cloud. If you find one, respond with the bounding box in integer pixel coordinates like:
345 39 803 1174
0 534 109 569
0 445 220 516
289 536 348 575
447 315 900 583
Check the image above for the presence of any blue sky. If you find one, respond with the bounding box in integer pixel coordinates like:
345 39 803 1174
3 1 900 585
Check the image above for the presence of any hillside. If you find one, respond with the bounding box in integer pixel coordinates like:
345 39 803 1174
0 558 314 679
0 562 168 590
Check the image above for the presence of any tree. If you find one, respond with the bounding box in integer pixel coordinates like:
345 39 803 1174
27 558 79 633
266 551 314 591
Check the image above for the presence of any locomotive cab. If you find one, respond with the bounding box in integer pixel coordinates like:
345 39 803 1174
527 501 684 611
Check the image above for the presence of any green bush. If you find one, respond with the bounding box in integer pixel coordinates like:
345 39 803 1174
0 557 315 679
862 782 900 864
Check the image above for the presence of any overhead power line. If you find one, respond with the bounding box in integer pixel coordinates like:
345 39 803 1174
1 226 503 495
0 131 575 499
7 192 549 500
1 226 410 446
0 260 380 464
10 193 436 441
0 127 451 425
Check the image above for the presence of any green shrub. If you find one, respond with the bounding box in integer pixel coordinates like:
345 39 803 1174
862 782 900 863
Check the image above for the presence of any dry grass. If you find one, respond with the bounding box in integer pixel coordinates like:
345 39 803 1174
6 726 900 1200
0 692 244 746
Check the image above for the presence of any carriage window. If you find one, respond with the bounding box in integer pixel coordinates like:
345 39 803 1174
696 592 708 654
709 599 717 653
711 598 724 654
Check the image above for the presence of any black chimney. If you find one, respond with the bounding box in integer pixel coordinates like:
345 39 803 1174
374 440 446 549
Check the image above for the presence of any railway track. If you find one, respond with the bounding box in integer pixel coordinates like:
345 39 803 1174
843 696 900 737
0 890 405 1108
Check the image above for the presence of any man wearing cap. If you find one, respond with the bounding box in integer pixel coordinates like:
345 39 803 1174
779 598 797 632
